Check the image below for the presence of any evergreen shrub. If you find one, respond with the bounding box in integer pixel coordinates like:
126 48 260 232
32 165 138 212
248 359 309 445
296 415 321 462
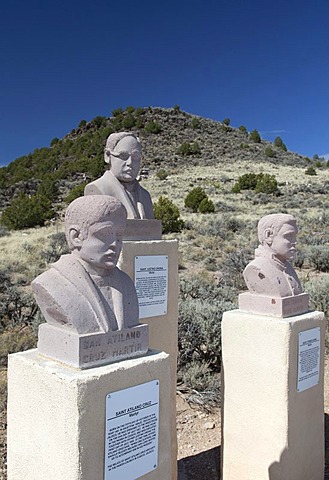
274 136 287 151
265 146 275 157
191 118 201 129
305 166 317 176
145 121 161 134
156 169 168 180
232 173 278 194
199 197 215 213
249 129 261 143
177 142 201 156
315 160 323 168
122 115 136 129
112 108 123 117
65 183 87 204
184 187 207 212
1 193 54 230
153 196 184 234
50 137 59 147
255 173 278 194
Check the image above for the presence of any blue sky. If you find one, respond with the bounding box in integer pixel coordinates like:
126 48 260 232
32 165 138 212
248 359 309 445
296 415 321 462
1 0 329 167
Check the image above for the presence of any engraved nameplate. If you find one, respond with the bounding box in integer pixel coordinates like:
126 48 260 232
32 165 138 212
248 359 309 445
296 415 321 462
38 323 148 369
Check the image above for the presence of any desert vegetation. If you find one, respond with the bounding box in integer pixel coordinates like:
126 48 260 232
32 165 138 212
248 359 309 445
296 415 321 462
1 107 329 414
1 157 329 408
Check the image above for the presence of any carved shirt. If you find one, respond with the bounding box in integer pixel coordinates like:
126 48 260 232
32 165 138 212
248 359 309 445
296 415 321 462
32 254 139 334
84 171 154 219
243 246 302 297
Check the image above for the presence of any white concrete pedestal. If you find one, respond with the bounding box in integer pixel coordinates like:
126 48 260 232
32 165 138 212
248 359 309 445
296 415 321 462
221 309 325 480
7 349 172 480
119 239 178 479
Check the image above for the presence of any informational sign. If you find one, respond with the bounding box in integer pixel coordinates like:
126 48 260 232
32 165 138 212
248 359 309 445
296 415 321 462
104 380 159 480
297 327 321 392
135 255 168 318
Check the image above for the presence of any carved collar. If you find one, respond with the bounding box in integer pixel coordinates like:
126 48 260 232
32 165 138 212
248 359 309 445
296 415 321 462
255 245 287 272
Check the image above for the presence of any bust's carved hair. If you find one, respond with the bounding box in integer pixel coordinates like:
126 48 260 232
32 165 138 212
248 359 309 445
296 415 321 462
65 195 127 249
258 213 296 244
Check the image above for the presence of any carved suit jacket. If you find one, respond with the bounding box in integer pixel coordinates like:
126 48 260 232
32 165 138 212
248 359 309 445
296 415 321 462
84 171 154 219
243 246 302 297
32 254 139 334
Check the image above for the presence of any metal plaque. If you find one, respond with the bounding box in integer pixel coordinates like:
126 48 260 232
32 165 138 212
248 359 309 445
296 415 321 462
104 380 159 480
297 327 321 392
135 255 168 318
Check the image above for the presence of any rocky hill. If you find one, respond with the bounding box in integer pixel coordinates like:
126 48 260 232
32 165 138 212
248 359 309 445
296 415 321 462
0 106 312 212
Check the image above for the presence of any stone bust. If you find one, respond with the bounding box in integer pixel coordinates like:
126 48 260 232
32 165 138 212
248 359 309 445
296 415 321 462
32 195 139 334
84 132 154 219
243 213 302 297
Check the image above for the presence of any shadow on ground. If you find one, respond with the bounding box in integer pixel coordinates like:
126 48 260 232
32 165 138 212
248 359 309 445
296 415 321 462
178 446 221 480
178 414 329 480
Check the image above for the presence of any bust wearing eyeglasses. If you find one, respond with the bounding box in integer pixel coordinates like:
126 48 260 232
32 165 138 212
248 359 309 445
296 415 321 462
84 132 154 219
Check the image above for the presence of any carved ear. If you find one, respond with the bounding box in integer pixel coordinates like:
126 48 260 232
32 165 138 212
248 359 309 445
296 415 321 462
69 227 83 248
264 228 273 245
104 149 111 164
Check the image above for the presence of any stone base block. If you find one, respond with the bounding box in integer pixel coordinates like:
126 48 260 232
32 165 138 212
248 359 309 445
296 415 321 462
8 349 172 480
123 219 162 241
221 309 325 480
38 323 149 369
239 291 309 317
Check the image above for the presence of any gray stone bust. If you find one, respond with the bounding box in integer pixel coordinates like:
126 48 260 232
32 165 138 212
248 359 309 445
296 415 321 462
84 132 154 219
32 195 139 334
243 213 302 297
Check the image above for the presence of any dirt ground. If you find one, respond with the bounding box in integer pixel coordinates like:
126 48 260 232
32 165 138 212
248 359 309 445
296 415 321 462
177 357 329 479
177 392 221 480
1 360 329 480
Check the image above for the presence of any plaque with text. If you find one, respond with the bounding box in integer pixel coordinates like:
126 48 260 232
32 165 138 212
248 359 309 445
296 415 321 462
104 380 159 480
135 255 168 318
297 327 321 392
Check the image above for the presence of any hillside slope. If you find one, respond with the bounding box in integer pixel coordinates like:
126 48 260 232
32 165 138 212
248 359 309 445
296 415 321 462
0 106 311 211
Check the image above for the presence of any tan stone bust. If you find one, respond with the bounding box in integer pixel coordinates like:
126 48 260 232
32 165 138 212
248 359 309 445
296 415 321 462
84 132 154 219
243 213 302 297
32 195 139 334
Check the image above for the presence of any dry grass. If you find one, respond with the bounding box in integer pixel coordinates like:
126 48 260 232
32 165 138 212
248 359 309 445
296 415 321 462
0 161 328 280
0 222 64 282
143 161 329 220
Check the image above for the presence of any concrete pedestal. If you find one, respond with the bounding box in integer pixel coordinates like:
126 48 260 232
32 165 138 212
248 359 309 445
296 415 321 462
7 349 172 480
119 239 178 479
221 309 325 480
